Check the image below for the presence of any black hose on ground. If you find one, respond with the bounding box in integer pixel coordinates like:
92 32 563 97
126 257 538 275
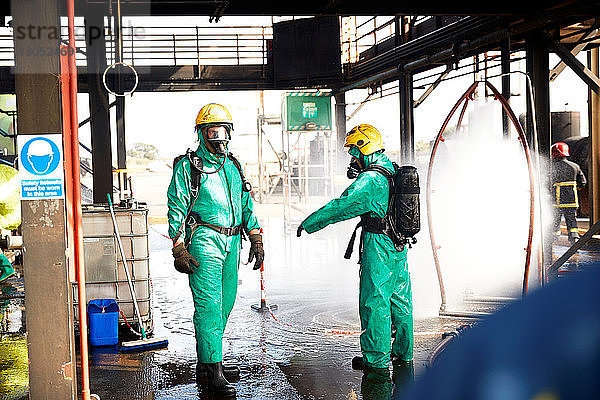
427 325 472 368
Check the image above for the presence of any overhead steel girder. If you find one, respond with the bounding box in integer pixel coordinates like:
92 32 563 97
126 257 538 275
337 14 556 93
346 93 373 121
413 65 451 108
549 28 598 82
545 34 600 95
64 0 595 17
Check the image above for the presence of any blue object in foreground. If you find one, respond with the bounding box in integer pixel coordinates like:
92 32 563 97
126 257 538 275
88 299 119 346
404 265 600 400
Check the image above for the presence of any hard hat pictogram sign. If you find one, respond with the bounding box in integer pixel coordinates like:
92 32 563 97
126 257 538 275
18 135 64 199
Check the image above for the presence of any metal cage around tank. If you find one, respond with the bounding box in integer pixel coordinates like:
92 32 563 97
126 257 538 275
72 205 153 334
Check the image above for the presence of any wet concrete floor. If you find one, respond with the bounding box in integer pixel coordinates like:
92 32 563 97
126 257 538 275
0 273 27 400
76 217 474 400
2 215 599 399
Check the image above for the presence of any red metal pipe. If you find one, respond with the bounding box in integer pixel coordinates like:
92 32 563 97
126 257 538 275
426 80 536 312
456 97 470 131
59 49 75 283
483 81 535 296
67 0 91 398
259 227 265 303
426 81 478 311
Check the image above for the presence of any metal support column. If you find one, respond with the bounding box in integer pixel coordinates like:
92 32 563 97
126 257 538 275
334 92 346 171
12 0 77 398
394 16 401 47
589 48 600 223
527 32 552 269
115 0 127 171
116 102 126 169
257 91 265 203
526 33 551 158
399 71 414 164
501 40 511 138
85 9 113 203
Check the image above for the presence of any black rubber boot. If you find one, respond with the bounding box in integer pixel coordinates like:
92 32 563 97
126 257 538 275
197 362 240 383
222 364 240 382
568 231 580 244
353 356 390 372
196 362 236 397
390 355 413 368
352 356 366 370
391 357 414 384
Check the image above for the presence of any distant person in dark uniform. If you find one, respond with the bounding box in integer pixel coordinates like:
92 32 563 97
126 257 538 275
550 142 586 243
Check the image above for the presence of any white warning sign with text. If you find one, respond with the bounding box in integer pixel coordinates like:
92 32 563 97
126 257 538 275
18 134 65 200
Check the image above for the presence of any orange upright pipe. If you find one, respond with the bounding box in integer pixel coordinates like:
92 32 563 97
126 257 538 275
60 49 76 283
66 0 91 398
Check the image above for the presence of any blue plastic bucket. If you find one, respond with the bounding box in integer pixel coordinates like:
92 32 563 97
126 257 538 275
87 299 119 346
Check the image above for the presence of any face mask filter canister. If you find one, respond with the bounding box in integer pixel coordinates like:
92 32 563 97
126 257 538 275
347 157 362 179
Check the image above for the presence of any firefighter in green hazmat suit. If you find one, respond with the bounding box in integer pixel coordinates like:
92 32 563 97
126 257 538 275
167 103 263 397
297 124 413 372
0 164 20 283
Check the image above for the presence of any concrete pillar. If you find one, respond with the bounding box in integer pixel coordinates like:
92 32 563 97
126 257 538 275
589 48 600 223
399 72 414 164
85 9 113 204
12 0 77 398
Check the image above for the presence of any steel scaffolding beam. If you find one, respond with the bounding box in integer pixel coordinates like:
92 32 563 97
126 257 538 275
399 71 414 164
85 9 114 203
501 40 511 138
526 32 550 158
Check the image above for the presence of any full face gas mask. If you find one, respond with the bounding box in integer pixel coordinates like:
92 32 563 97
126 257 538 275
202 125 231 155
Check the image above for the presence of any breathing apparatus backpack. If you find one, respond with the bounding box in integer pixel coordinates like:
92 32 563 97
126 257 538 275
344 163 420 259
171 149 252 246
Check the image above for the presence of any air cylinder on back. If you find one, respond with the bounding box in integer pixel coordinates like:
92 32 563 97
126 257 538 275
394 165 420 240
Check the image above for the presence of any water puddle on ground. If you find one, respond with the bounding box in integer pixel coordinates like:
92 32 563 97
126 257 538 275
0 279 28 400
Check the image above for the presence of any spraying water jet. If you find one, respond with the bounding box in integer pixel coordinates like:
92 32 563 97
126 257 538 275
426 80 541 318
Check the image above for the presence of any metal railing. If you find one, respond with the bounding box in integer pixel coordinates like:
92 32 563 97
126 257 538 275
0 24 273 67
340 16 435 66
0 32 13 65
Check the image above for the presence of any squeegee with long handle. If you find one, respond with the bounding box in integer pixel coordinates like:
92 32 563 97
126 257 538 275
107 193 146 339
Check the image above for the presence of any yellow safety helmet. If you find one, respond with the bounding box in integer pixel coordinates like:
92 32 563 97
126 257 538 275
344 124 384 155
195 103 234 130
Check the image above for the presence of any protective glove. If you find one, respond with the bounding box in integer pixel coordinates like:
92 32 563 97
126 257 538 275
248 233 264 270
297 225 304 237
172 243 199 274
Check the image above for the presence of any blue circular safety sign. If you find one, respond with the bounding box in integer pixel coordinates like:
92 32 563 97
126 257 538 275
20 137 61 176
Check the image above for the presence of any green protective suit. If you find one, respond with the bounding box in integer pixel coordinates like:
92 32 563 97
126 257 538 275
301 148 413 369
0 165 20 282
167 135 260 363
0 253 14 282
